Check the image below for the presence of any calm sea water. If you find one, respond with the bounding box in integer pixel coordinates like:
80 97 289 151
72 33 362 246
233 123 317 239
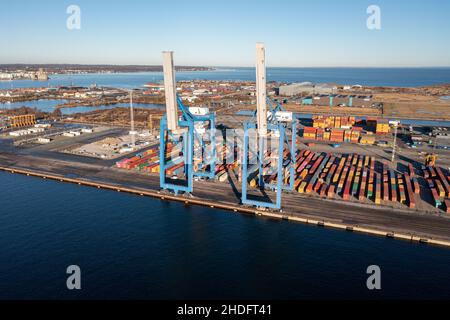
0 171 450 300
0 99 68 113
1 67 450 90
59 103 162 115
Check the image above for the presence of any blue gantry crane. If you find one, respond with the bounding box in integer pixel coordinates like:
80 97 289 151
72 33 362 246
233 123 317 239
241 43 297 210
159 51 217 195
267 98 298 192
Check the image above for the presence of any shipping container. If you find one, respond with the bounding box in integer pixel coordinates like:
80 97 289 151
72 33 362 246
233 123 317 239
435 167 450 197
408 163 415 177
326 164 337 185
431 188 442 208
352 171 361 196
404 174 416 209
367 183 374 200
383 182 389 202
342 167 355 200
375 173 381 205
435 180 446 198
294 178 302 190
390 170 397 202
327 185 335 198
412 177 420 194
359 134 376 145
337 166 349 195
333 159 345 183
298 181 308 194
319 183 328 197
359 169 367 201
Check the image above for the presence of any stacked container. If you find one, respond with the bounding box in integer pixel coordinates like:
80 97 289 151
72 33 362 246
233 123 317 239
303 127 317 139
390 169 397 202
375 119 390 134
375 173 381 205
398 174 407 204
404 173 416 209
330 129 345 142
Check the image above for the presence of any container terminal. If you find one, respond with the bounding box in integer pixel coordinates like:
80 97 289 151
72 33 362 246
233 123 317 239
1 44 450 247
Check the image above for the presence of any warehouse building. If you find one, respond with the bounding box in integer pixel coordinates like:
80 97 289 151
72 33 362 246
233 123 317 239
301 94 374 108
9 114 36 128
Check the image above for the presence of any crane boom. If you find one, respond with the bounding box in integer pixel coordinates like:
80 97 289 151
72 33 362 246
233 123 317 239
256 43 268 137
162 51 179 132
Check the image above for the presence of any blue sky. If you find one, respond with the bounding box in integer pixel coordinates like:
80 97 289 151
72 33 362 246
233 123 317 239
1 0 449 67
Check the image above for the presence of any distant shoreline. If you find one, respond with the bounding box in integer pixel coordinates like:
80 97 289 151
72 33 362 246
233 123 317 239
0 64 214 74
1 68 449 88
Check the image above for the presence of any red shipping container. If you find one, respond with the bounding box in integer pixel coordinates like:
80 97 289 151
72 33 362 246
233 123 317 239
391 181 397 202
319 184 327 197
314 181 322 193
383 182 389 201
413 177 420 194
327 185 335 198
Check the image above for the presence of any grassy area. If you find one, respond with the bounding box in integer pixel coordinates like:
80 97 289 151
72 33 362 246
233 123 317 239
383 102 450 121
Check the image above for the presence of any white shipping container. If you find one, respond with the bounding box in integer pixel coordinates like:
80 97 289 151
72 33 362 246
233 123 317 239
35 123 52 128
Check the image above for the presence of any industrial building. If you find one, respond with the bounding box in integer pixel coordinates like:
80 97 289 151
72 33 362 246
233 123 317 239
9 114 36 128
36 68 49 81
0 73 13 80
301 94 374 108
0 69 48 81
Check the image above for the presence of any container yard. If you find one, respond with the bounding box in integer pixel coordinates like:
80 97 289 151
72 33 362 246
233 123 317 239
115 138 450 214
107 45 450 223
301 116 392 146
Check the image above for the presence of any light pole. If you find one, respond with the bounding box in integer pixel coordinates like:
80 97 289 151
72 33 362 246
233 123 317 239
391 123 398 163
129 90 136 148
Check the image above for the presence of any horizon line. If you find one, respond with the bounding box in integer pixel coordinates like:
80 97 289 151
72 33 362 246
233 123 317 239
1 63 450 69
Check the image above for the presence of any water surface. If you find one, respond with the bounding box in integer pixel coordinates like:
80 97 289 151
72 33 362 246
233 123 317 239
1 67 449 90
0 172 449 300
